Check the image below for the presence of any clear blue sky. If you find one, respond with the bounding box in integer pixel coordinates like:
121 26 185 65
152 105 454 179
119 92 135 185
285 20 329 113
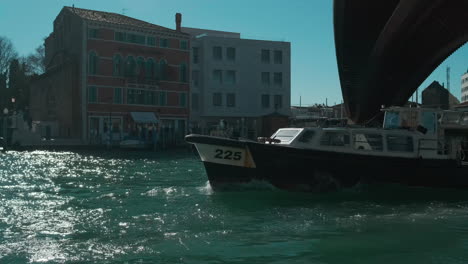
0 0 466 106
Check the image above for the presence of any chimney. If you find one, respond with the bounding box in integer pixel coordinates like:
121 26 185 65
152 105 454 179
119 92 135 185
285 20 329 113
175 13 182 32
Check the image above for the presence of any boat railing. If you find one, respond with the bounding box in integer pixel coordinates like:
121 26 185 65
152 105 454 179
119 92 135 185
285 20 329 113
459 142 468 162
440 112 468 127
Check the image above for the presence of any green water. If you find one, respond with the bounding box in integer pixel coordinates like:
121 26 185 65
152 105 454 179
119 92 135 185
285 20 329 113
2 150 468 263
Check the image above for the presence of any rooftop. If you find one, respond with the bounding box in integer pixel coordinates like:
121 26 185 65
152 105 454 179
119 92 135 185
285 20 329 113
181 27 240 39
64 6 184 34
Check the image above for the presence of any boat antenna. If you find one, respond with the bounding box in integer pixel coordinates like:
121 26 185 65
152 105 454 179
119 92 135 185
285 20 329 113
416 88 418 104
341 100 343 118
446 66 451 93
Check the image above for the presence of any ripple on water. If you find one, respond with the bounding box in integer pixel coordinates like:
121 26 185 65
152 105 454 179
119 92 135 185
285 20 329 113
3 151 468 263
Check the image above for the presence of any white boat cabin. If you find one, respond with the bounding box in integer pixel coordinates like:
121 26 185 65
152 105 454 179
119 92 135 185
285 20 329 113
266 107 468 161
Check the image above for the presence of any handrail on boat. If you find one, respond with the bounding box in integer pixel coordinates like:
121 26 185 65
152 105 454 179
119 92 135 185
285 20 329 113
440 112 468 126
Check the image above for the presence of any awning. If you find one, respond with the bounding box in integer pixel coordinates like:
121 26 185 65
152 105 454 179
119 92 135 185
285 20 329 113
130 112 158 124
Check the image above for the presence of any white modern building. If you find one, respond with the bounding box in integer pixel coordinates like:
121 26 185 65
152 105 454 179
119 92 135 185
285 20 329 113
461 70 468 103
182 27 291 138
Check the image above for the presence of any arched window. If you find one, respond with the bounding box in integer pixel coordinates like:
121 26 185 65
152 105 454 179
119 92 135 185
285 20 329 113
136 57 145 77
125 56 136 77
146 58 155 79
180 63 187 83
88 51 98 75
113 54 123 76
160 59 168 81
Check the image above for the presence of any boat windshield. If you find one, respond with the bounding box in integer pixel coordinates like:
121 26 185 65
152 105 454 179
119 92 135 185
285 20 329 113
298 130 316 143
320 131 350 147
384 111 400 129
272 129 301 143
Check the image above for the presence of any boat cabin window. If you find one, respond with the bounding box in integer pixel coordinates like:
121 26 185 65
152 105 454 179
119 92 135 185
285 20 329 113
272 129 301 143
442 112 463 125
320 131 350 147
461 113 468 126
387 135 414 152
400 111 418 129
298 130 316 143
384 112 400 129
421 111 436 134
353 133 383 151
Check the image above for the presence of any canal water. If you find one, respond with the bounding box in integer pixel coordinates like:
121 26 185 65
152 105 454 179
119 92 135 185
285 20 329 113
2 150 468 263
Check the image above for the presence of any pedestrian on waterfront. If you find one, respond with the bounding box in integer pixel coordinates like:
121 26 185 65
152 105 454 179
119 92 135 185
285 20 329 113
152 125 159 151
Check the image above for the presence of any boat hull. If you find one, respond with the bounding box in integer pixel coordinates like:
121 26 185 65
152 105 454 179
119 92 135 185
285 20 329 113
186 135 468 191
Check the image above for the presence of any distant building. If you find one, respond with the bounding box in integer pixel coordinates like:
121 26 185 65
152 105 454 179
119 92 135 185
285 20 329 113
331 103 346 119
0 73 8 111
290 104 348 127
461 70 468 103
30 7 190 146
422 81 459 110
455 70 468 111
182 27 291 138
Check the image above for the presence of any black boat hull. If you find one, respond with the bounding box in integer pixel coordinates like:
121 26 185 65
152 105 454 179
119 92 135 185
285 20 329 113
186 135 468 191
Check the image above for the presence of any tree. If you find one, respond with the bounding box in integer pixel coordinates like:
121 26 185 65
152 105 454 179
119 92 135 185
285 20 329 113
0 36 17 75
25 44 46 75
0 71 7 110
0 36 17 110
8 59 30 110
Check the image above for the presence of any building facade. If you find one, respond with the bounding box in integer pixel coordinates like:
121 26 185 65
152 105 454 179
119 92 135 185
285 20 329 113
30 7 190 146
461 71 468 103
422 81 459 110
182 27 291 138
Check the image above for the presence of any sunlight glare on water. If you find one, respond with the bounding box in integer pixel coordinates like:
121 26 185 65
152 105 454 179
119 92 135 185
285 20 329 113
2 150 468 263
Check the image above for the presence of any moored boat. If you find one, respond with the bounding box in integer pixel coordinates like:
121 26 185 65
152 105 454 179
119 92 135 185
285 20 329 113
119 139 151 150
186 107 468 191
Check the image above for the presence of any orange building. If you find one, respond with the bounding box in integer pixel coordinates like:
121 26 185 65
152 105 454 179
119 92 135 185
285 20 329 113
30 7 190 146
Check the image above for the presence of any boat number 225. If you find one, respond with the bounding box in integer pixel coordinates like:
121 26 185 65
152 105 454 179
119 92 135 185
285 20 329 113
214 149 242 160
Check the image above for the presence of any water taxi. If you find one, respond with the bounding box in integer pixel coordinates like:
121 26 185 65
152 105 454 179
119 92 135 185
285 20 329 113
186 107 468 191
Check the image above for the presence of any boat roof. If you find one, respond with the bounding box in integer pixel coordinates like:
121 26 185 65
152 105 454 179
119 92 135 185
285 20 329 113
298 126 419 136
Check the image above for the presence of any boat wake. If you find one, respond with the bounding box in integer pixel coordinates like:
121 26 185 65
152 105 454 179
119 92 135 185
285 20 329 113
197 181 214 195
209 179 278 192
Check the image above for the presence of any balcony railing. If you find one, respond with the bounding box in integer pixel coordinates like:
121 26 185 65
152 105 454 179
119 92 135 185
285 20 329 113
125 76 160 88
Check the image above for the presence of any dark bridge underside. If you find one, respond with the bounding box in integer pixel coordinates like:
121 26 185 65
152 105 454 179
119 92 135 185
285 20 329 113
334 0 468 124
